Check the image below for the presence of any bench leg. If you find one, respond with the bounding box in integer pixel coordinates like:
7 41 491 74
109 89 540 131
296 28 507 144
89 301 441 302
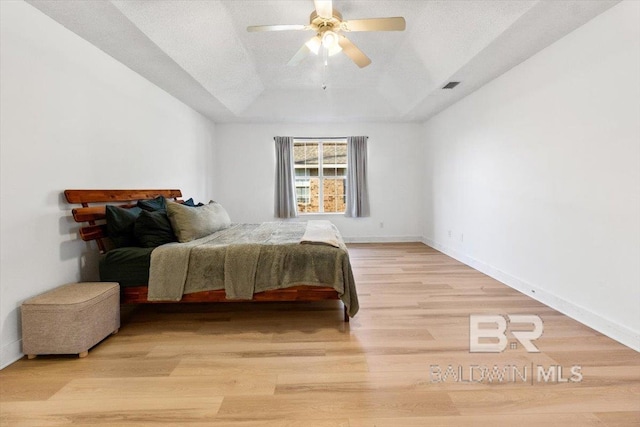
78 351 88 358
112 329 119 335
343 304 349 323
27 354 36 360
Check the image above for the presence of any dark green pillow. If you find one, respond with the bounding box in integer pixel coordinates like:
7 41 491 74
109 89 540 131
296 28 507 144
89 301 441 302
137 196 166 212
134 210 177 248
183 198 204 207
105 205 142 248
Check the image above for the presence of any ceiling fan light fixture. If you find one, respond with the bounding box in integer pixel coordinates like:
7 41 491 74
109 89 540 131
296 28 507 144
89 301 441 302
305 36 321 55
322 31 339 49
322 31 342 56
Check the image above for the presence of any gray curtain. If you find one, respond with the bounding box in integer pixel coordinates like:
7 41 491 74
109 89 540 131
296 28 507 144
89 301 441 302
345 136 370 217
274 136 297 218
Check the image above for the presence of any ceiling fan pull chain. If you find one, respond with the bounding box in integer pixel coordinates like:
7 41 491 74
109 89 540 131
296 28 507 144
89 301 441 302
322 47 328 90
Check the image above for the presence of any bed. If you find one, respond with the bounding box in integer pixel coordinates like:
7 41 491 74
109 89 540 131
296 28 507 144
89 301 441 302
65 189 358 321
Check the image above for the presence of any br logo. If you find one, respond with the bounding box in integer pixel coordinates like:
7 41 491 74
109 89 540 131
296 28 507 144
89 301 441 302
469 315 543 353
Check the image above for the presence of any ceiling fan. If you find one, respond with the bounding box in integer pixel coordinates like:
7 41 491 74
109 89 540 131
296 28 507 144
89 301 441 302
247 0 406 68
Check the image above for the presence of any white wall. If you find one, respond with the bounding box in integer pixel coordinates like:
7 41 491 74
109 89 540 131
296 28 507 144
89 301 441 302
0 1 216 368
214 123 424 242
422 0 640 350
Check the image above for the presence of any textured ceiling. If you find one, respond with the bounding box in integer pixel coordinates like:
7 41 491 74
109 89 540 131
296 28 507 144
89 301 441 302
27 0 620 123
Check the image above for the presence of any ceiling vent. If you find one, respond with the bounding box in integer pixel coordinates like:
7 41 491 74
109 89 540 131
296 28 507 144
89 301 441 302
442 81 460 89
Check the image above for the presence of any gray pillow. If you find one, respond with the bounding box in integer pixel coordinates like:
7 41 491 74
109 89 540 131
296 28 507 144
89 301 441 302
166 200 231 243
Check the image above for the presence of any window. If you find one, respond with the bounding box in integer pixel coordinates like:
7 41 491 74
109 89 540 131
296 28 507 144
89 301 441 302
294 139 347 214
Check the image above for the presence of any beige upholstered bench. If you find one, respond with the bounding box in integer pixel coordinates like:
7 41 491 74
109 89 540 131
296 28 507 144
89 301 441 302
21 282 120 359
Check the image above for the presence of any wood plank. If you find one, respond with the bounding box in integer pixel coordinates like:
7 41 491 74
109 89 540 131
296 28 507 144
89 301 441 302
50 374 277 400
78 224 107 241
214 392 458 419
64 189 182 204
448 386 640 415
349 413 604 427
121 286 342 304
594 411 640 426
169 355 369 377
71 206 107 222
0 397 222 426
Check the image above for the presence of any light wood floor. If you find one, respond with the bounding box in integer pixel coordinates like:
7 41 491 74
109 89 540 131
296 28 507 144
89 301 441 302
1 243 639 426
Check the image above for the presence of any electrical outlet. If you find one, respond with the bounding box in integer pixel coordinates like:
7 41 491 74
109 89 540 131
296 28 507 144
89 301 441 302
379 221 384 228
460 233 464 242
448 230 452 238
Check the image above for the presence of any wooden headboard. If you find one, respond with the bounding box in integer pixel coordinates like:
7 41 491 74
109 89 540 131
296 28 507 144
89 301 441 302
65 189 182 253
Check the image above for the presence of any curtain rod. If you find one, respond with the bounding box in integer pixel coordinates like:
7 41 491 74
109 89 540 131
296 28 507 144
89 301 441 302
273 136 368 140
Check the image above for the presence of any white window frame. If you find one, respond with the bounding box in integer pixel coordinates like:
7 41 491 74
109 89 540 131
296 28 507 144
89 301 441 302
294 138 347 214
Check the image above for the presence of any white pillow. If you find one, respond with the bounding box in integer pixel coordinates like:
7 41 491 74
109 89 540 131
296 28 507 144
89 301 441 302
166 201 231 243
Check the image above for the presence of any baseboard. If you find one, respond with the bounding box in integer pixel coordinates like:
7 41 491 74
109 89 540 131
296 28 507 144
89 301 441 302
422 237 640 352
343 235 422 243
1 339 23 370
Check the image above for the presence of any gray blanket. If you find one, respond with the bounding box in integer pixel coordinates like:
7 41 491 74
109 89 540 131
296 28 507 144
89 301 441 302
148 221 359 317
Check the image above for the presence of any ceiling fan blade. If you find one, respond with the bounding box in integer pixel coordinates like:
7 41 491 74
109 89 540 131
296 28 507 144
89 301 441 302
247 24 307 32
342 17 406 32
314 0 333 19
338 36 371 68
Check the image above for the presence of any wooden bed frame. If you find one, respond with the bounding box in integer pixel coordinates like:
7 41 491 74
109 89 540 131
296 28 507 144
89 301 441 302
65 189 349 321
